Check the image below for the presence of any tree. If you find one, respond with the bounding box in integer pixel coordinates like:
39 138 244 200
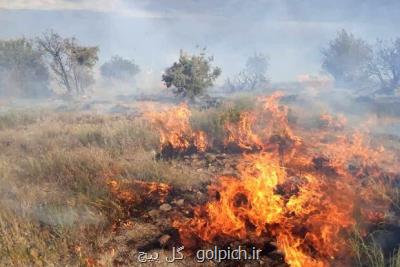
369 38 400 95
37 31 99 96
246 52 269 77
225 53 269 92
100 56 140 81
162 50 221 100
322 29 372 87
0 38 50 97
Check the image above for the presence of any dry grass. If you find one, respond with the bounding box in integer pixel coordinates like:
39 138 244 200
1 100 399 266
0 109 42 130
0 108 202 266
351 228 400 267
190 95 256 148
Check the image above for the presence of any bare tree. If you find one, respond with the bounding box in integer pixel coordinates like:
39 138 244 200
225 53 269 92
37 31 99 96
369 38 400 95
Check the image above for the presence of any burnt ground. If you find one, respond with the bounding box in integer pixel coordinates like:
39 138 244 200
95 152 288 267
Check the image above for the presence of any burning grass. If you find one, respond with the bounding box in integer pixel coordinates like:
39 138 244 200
1 93 400 266
147 93 400 266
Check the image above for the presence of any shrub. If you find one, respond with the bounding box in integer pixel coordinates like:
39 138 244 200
162 50 221 100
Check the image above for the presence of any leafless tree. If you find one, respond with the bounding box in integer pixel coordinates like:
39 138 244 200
369 38 400 95
224 53 269 92
37 31 99 96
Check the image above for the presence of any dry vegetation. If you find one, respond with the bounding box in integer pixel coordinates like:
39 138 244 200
0 96 259 266
1 95 400 267
0 107 201 266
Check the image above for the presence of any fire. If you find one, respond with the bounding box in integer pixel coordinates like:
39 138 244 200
224 92 301 155
171 92 399 266
319 113 347 130
174 152 355 266
147 103 208 154
108 179 171 206
224 111 262 150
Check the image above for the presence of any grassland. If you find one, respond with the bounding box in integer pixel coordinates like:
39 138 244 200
0 107 199 266
1 96 400 267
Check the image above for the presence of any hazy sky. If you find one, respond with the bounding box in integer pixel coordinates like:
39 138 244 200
1 0 399 82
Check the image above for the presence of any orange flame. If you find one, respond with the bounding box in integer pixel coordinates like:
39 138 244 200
224 111 262 150
147 103 208 153
174 152 356 266
172 92 398 266
223 92 301 155
108 179 171 206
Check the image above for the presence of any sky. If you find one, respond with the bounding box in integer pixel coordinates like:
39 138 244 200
0 0 399 82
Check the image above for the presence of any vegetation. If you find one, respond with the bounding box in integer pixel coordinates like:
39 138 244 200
162 50 221 100
322 30 400 95
225 53 269 92
37 31 99 96
1 29 400 99
190 95 255 147
1 26 400 267
322 29 372 88
369 38 400 95
351 229 400 267
100 55 140 81
0 38 50 97
0 108 208 266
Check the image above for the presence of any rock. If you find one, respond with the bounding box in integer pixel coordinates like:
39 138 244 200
196 168 203 172
216 153 227 160
176 199 185 206
159 234 171 247
159 203 172 212
192 159 202 167
148 209 160 218
205 153 217 162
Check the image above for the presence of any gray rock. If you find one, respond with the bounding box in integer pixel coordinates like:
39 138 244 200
205 153 217 162
148 209 160 218
176 199 185 206
159 203 172 212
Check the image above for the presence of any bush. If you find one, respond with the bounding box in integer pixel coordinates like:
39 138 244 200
190 95 255 147
162 50 221 100
100 55 140 81
0 38 50 97
322 29 372 88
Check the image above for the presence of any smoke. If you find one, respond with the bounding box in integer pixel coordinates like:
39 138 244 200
0 0 399 84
